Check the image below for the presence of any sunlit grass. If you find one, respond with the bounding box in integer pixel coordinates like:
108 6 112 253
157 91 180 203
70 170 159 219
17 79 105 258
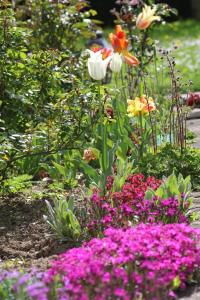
152 20 200 92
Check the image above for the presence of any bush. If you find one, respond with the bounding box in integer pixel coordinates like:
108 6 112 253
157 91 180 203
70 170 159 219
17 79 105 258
2 224 199 300
138 145 200 190
0 0 100 188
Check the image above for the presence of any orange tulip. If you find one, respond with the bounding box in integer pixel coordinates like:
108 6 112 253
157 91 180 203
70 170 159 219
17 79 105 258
136 5 161 30
109 25 139 66
109 25 128 53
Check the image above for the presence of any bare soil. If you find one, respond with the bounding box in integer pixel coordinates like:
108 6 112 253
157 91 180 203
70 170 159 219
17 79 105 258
0 193 77 270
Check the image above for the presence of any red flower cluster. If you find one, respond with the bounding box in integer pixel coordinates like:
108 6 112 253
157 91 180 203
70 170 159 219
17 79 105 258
186 92 200 106
122 173 161 199
88 174 162 233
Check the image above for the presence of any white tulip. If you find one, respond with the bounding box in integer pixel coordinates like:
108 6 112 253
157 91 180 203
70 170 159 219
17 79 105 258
87 50 111 80
110 52 123 73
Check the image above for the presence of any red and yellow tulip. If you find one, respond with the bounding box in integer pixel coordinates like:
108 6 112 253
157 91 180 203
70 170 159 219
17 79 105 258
127 95 156 117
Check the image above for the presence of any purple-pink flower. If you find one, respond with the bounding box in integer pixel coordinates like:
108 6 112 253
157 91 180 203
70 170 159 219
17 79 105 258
45 223 200 300
88 174 189 233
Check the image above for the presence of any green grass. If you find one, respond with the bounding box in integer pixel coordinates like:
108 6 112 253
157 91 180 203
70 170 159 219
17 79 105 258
152 20 200 92
151 19 200 42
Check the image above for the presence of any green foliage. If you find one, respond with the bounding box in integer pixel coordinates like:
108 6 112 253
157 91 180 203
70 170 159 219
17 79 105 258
138 144 200 190
44 196 81 241
0 0 200 200
152 20 200 93
2 174 32 194
0 1 102 187
112 158 134 193
186 129 196 142
78 126 116 195
0 278 18 300
151 20 200 44
145 173 192 205
23 0 97 51
41 151 79 189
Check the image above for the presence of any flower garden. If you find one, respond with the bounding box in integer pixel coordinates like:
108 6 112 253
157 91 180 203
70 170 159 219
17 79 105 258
1 1 200 299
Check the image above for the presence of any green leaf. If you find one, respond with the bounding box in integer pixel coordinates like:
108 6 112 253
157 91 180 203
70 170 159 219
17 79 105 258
144 189 155 200
155 186 165 198
68 198 74 211
19 52 27 59
53 162 67 178
172 276 181 289
77 159 99 184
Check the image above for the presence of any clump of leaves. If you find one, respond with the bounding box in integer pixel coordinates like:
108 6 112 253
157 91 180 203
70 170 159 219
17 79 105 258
0 1 102 190
145 173 192 206
43 196 81 241
3 174 32 194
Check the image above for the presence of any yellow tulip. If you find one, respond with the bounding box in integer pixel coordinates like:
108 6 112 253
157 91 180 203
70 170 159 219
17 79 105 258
127 95 156 117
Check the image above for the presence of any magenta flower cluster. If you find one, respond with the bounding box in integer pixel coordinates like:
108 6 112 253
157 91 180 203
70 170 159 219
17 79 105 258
0 174 197 300
46 223 200 300
88 174 189 233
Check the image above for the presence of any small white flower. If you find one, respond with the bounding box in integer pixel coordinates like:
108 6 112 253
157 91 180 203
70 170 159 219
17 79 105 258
87 50 111 81
110 53 123 73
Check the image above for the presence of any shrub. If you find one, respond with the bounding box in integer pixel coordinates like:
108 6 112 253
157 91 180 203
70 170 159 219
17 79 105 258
138 145 200 190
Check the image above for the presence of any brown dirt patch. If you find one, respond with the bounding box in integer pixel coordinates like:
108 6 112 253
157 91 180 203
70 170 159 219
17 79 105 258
0 193 77 270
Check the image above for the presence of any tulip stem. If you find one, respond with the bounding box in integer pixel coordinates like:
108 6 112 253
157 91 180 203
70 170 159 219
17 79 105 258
98 81 104 124
139 112 144 159
120 67 127 102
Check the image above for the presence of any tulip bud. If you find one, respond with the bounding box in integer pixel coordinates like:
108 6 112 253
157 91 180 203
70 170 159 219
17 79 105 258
110 53 123 73
83 148 97 162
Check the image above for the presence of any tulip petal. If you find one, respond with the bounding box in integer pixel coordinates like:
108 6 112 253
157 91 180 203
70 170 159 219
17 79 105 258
109 25 129 53
110 53 123 73
123 51 140 66
87 49 111 80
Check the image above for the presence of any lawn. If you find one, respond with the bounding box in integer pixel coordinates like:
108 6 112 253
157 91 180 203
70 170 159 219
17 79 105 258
152 20 200 92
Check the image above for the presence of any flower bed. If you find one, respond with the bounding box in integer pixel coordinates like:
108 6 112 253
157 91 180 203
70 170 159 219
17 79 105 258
88 174 189 233
1 224 200 300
